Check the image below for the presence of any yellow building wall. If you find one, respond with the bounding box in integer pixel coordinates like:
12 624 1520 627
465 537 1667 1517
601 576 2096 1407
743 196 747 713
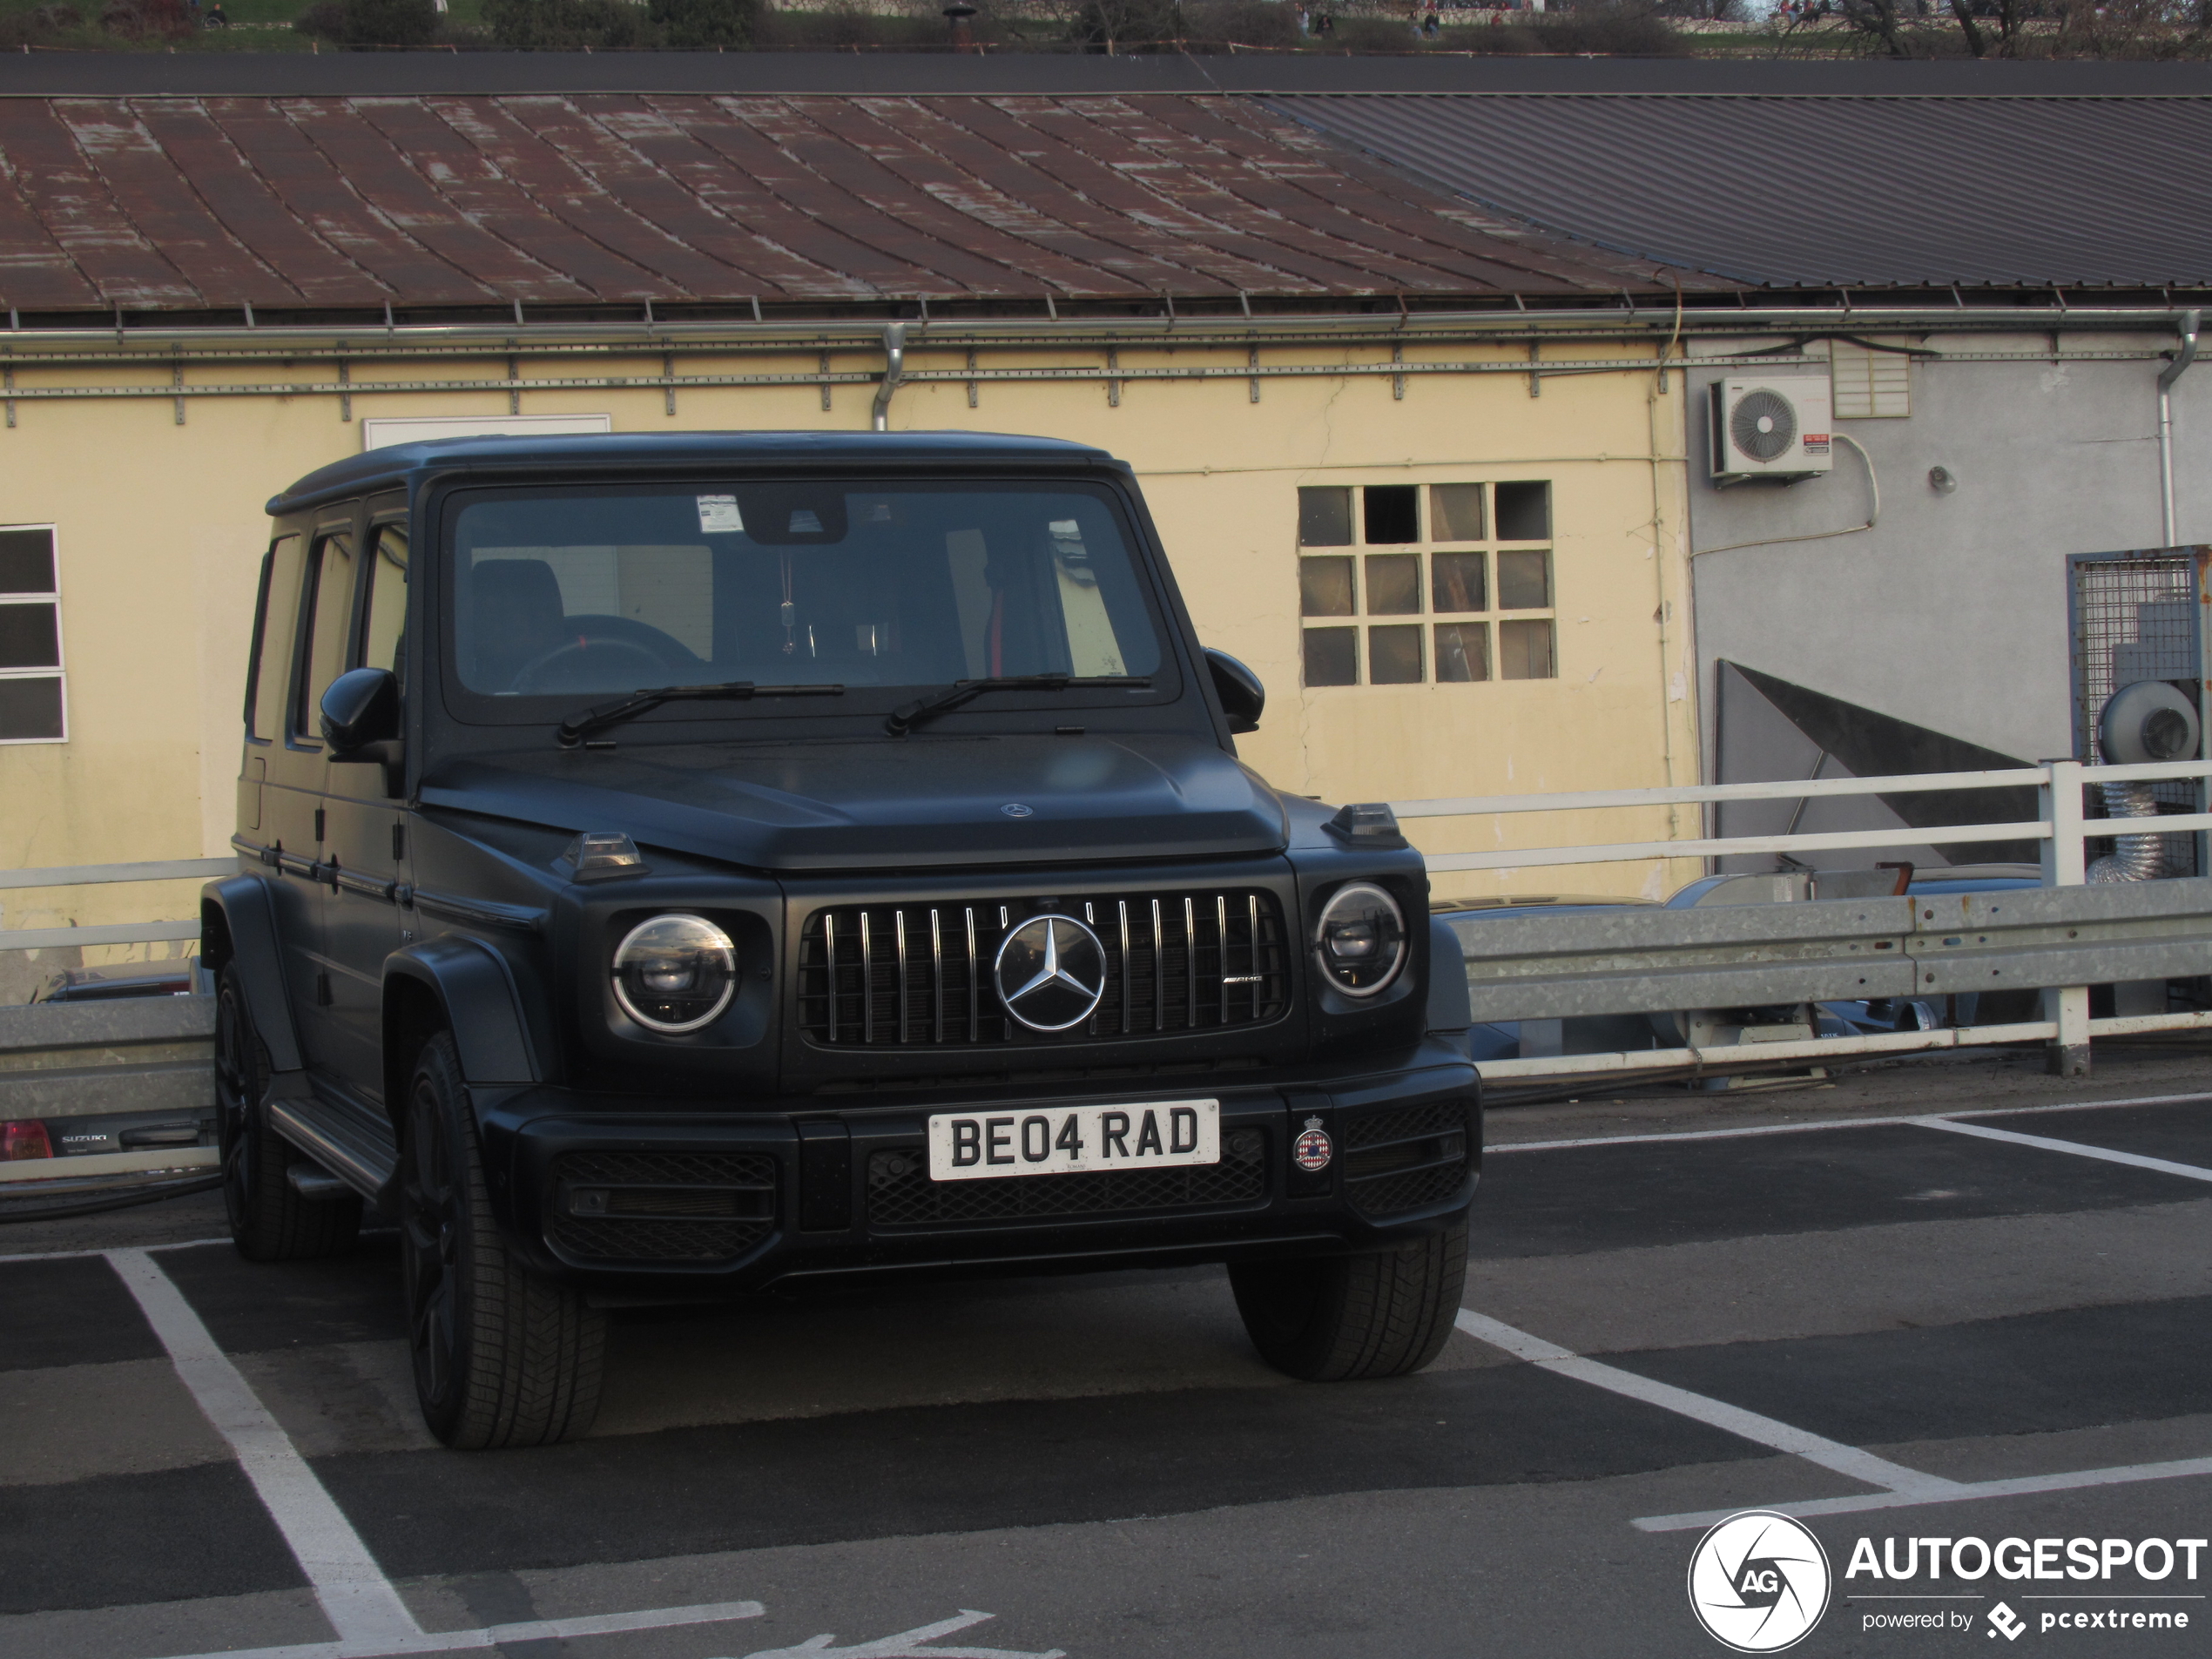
0 337 1699 960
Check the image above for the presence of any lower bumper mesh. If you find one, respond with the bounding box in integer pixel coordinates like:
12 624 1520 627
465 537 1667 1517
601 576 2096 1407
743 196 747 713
866 1131 1268 1228
1343 1102 1472 1217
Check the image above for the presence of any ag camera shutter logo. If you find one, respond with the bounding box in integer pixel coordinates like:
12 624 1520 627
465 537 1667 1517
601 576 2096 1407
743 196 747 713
1688 1511 1831 1652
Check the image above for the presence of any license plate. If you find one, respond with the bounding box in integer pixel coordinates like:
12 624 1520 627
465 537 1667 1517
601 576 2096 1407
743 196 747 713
926 1099 1220 1183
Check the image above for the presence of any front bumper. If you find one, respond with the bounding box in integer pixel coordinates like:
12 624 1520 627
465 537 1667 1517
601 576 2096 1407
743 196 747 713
475 1040 1480 1298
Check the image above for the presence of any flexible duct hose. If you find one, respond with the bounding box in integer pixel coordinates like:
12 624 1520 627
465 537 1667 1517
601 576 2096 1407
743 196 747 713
2087 779 2167 882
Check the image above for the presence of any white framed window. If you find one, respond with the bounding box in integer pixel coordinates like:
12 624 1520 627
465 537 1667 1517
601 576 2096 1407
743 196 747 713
0 523 64 744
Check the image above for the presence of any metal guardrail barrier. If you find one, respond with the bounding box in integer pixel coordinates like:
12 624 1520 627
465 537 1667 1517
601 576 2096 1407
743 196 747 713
1 856 226 1197
1398 758 2212 1083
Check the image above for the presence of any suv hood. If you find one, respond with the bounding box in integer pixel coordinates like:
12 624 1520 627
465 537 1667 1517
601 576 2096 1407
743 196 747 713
420 733 1289 873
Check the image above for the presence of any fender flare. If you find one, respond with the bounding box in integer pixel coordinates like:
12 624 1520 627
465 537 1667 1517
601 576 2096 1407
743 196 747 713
1426 915 1472 1038
383 935 542 1089
200 874 304 1074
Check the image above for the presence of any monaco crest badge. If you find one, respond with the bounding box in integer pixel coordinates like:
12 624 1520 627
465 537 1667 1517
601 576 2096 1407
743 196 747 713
1292 1115 1333 1173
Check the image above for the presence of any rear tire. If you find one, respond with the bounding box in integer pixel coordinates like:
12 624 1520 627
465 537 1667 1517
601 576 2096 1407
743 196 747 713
214 963 361 1262
401 1032 604 1448
1230 1218 1467 1381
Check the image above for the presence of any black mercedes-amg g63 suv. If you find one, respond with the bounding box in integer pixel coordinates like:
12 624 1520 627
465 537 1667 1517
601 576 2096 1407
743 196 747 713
205 432 1478 1448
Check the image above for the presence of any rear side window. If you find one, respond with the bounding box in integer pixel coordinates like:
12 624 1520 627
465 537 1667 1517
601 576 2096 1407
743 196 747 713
247 535 303 743
294 533 356 741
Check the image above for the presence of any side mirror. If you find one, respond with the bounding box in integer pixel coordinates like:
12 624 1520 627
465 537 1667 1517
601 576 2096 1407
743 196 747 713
320 667 400 755
1204 648 1264 735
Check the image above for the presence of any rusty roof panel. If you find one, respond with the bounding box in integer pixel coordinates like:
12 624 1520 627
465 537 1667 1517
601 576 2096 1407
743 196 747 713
0 92 1709 314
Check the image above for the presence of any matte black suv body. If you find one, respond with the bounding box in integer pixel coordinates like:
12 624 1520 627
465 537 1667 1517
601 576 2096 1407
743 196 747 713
204 432 1479 1447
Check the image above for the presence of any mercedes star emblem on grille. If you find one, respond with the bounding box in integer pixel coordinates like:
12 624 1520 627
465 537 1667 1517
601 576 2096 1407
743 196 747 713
993 914 1109 1032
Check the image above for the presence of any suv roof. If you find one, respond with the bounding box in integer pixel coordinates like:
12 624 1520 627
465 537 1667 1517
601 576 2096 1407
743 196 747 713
266 430 1121 516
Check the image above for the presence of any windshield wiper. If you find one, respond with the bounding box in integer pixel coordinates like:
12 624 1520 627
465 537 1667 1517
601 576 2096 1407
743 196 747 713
557 681 844 748
884 674 1151 737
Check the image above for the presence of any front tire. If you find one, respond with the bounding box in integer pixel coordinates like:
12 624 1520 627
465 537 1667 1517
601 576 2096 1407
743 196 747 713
401 1032 604 1448
213 963 360 1262
1230 1218 1467 1381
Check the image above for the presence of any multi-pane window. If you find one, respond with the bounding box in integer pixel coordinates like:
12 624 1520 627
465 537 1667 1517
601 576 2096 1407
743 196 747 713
1297 482 1556 687
0 526 64 743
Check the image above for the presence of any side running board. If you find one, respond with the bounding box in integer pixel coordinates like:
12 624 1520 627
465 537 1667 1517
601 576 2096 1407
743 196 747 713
263 1072 399 1204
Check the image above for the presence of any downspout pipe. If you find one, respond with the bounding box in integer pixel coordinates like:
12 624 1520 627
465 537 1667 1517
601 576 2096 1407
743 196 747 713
871 322 907 433
2158 308 2201 546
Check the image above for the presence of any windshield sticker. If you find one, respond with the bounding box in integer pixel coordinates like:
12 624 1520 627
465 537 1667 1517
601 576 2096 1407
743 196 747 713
697 494 744 534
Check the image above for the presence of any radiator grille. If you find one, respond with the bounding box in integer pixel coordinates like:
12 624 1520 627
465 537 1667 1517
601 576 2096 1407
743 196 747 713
798 891 1289 1048
546 1150 777 1264
1344 1103 1472 1218
865 1131 1268 1227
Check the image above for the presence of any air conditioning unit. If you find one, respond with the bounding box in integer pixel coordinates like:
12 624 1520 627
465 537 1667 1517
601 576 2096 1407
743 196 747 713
1710 377 1834 483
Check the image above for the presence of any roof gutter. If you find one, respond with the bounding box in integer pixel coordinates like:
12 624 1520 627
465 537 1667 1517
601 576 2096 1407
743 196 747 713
0 303 2203 361
2158 308 2201 546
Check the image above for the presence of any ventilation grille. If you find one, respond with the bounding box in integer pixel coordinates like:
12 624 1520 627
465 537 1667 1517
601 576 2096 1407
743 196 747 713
1344 1102 1472 1218
798 891 1290 1048
864 1131 1267 1228
546 1150 777 1264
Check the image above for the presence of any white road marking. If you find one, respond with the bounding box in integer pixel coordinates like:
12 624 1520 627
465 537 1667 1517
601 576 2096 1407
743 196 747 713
1633 1454 2212 1533
1910 1115 2212 1182
107 1244 774 1659
1452 1310 1964 1498
152 1599 767 1659
107 1246 428 1650
0 1236 229 1264
737 1608 1066 1659
1488 1090 2212 1156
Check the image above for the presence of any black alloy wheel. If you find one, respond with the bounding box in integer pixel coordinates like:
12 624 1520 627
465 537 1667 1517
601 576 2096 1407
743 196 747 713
400 1031 604 1449
213 961 359 1262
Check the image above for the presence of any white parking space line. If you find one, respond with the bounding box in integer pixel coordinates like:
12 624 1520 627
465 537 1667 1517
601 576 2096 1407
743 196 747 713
1489 1090 2212 1156
1910 1115 2212 1182
150 1600 770 1659
1453 1310 1965 1499
1633 1454 2212 1533
107 1247 428 1650
106 1244 774 1659
0 1236 229 1265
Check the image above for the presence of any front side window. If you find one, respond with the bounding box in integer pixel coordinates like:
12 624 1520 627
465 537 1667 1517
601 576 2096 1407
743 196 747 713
0 525 64 744
445 482 1164 705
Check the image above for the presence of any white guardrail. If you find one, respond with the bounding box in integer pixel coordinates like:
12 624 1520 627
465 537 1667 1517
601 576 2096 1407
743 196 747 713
1393 758 2212 1084
3 763 2210 1135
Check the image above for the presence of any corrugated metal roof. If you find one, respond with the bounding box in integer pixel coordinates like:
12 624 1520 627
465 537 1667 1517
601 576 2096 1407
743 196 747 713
1272 93 2212 289
0 93 1710 314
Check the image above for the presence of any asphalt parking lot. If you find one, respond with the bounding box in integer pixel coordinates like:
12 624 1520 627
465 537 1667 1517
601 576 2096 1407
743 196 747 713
3 1050 2208 1659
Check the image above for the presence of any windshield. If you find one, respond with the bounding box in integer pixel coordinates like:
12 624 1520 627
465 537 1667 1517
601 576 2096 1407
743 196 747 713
446 481 1163 703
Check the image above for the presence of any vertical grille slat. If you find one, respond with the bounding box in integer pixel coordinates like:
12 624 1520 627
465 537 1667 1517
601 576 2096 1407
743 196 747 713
799 888 1289 1049
930 907 944 1045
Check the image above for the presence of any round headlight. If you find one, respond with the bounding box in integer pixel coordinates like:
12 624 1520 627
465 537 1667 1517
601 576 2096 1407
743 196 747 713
612 914 737 1033
1313 883 1406 997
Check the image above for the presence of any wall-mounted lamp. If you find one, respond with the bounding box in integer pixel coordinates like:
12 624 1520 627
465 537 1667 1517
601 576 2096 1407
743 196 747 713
1928 465 1959 496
